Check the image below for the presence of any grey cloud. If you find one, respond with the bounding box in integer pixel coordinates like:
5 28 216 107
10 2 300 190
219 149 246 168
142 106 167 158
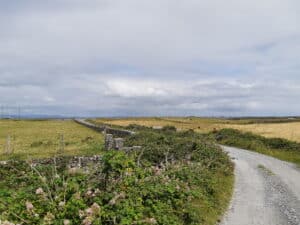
0 0 299 117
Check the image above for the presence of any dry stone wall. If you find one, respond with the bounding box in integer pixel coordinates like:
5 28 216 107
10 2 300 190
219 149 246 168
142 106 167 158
0 119 142 167
75 119 141 152
74 119 135 137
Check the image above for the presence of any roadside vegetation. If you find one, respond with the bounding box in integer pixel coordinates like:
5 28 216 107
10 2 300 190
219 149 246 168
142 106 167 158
92 117 300 142
0 120 104 160
222 122 300 143
96 117 300 166
214 128 300 166
91 117 227 133
0 123 233 225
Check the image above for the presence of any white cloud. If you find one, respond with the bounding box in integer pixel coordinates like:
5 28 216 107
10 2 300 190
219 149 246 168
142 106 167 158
44 96 55 102
104 80 169 97
0 0 299 116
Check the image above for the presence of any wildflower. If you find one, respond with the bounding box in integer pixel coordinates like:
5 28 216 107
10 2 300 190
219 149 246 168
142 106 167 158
79 210 85 218
94 188 101 194
74 192 81 200
0 221 15 225
85 190 93 197
85 208 93 216
146 218 157 224
153 166 162 175
140 218 157 224
59 201 65 209
26 201 34 212
63 219 70 225
109 192 125 206
91 203 100 215
35 187 44 195
82 217 92 225
43 212 55 224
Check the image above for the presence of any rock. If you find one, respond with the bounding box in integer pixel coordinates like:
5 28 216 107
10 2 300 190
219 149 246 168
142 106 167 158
105 134 114 150
114 138 124 150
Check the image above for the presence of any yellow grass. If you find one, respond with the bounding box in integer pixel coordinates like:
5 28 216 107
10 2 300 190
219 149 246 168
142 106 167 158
94 117 300 142
93 117 228 132
0 120 104 160
223 122 300 142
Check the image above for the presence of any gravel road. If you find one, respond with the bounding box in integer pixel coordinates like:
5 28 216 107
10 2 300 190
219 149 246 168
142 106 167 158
220 146 300 225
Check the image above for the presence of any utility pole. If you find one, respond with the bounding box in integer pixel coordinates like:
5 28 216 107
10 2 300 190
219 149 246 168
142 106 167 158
18 106 21 120
1 105 2 119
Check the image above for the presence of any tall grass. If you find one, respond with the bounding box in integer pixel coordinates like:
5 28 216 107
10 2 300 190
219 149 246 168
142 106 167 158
214 128 300 166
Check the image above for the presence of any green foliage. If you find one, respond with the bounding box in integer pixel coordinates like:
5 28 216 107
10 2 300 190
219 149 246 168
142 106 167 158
161 125 177 132
0 126 233 225
215 128 300 165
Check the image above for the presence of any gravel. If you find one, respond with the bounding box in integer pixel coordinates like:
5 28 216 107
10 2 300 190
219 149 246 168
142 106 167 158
220 146 300 225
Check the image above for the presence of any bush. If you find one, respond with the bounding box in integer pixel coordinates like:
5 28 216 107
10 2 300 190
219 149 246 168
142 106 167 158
215 128 300 152
0 126 233 225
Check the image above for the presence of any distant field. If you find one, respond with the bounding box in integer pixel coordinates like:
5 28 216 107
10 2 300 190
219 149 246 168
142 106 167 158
0 120 104 160
93 117 300 142
92 117 229 132
223 122 300 143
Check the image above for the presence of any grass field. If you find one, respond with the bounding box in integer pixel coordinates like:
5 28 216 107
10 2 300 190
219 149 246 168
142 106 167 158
222 122 300 143
92 117 229 132
93 117 300 142
0 119 104 160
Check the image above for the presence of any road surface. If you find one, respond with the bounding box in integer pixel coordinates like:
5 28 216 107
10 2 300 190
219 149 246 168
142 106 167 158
221 146 300 225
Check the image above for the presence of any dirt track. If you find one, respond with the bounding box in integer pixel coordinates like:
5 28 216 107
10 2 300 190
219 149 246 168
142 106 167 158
221 146 300 225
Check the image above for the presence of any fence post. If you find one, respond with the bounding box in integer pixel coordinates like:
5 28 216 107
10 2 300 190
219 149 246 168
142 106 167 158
59 133 65 154
5 135 11 154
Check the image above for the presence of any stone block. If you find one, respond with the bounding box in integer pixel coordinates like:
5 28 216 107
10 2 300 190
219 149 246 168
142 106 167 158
114 138 124 150
105 134 114 150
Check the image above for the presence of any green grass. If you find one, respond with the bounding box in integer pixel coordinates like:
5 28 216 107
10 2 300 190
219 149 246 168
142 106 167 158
257 164 275 175
0 119 104 160
0 124 234 225
215 128 300 166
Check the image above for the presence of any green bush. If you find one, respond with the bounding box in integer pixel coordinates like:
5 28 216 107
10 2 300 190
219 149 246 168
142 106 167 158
215 128 300 152
214 128 300 165
0 126 233 225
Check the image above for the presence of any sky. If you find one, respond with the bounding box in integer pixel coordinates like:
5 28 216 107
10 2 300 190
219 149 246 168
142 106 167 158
0 0 300 117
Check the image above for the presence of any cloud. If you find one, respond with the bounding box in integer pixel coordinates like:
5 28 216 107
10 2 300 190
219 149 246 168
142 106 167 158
0 0 299 116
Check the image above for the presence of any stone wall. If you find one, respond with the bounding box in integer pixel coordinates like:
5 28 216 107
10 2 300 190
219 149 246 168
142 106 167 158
0 155 102 169
74 119 135 137
74 119 141 152
104 133 141 152
0 119 142 168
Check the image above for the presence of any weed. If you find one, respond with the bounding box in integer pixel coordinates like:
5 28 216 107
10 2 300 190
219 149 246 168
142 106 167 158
257 164 275 176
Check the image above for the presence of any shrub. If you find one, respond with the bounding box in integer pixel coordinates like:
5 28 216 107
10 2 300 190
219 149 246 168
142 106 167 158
215 128 300 152
0 126 233 225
